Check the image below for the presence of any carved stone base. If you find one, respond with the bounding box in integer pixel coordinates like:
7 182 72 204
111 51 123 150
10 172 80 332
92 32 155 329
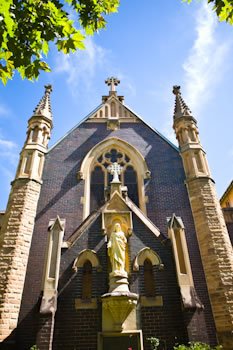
102 292 138 331
109 274 129 293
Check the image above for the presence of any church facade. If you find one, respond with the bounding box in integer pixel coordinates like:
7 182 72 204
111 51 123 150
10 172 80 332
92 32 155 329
0 79 232 350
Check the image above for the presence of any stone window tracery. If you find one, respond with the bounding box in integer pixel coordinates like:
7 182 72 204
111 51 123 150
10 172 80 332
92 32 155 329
79 137 150 219
90 148 139 211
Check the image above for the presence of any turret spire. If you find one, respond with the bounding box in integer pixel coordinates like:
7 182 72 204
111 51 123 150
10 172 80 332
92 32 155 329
173 85 192 119
33 84 53 120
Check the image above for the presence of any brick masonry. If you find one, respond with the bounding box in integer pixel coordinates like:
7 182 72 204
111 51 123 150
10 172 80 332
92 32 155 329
1 120 218 349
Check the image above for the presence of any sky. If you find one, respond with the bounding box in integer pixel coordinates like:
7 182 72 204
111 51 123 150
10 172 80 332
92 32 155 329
0 0 233 210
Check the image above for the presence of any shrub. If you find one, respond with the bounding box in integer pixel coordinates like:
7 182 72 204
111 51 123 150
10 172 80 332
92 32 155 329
147 337 160 350
174 342 222 350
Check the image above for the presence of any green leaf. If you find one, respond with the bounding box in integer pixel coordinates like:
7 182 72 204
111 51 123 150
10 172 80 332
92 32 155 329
0 0 120 83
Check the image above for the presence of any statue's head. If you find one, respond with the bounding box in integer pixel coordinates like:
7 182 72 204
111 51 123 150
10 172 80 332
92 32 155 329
114 223 121 232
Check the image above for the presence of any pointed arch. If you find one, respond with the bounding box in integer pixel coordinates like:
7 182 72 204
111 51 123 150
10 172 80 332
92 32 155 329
73 249 101 271
79 137 150 219
133 247 162 271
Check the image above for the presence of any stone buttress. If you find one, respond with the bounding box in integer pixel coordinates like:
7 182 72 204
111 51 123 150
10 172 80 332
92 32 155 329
173 86 233 349
0 85 53 342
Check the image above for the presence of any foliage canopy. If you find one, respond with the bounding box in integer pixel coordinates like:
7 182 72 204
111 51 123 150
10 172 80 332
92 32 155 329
0 0 119 84
0 0 232 84
184 0 233 25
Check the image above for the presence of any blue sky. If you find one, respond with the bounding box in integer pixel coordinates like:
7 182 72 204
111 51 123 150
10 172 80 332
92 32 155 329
0 0 232 209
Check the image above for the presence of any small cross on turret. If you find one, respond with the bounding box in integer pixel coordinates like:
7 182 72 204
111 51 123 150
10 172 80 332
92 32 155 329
45 84 53 95
105 77 120 92
107 162 122 183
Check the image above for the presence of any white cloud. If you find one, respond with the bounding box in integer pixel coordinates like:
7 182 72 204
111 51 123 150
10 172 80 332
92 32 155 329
54 36 109 95
0 139 17 150
183 3 231 114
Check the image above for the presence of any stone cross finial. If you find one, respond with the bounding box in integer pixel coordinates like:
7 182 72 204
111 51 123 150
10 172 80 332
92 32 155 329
107 162 122 183
44 84 53 94
105 77 120 92
173 85 181 96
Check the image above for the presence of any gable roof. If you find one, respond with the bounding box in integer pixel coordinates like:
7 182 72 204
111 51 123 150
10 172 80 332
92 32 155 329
66 192 165 248
48 97 179 153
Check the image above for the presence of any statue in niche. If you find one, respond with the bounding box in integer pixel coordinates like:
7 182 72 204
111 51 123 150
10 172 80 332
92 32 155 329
108 223 127 276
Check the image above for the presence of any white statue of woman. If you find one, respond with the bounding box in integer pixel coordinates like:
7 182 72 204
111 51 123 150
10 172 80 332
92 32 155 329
107 223 127 276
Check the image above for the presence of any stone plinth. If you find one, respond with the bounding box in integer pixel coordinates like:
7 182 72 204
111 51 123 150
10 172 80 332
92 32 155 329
102 292 138 332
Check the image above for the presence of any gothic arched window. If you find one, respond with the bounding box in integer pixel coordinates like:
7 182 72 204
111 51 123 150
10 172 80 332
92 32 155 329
144 259 156 297
90 148 139 208
32 127 39 143
79 138 150 219
124 165 139 206
82 260 92 300
90 166 105 212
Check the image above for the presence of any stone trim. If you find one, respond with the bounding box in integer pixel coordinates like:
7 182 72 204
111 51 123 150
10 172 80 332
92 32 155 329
73 249 101 271
79 137 150 219
40 217 65 315
140 296 163 307
168 215 202 309
75 298 98 309
133 247 162 271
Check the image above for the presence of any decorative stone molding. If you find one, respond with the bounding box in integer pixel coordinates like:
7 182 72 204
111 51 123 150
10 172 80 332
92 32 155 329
75 298 98 310
73 249 101 271
167 214 202 309
40 216 65 314
140 296 163 307
133 247 162 271
107 117 120 130
102 293 138 332
102 192 133 237
78 137 150 219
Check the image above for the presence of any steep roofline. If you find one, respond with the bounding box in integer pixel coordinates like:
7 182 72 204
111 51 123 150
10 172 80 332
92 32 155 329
123 103 179 151
48 103 103 152
67 191 169 247
48 101 179 153
220 180 233 204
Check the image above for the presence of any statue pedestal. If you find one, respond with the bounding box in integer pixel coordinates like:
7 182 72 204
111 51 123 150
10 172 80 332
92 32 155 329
102 272 138 331
102 292 138 332
109 272 129 293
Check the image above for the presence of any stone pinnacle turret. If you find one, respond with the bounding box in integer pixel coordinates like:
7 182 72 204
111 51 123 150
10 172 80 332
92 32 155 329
33 84 53 121
0 85 53 341
172 85 233 349
173 85 193 119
